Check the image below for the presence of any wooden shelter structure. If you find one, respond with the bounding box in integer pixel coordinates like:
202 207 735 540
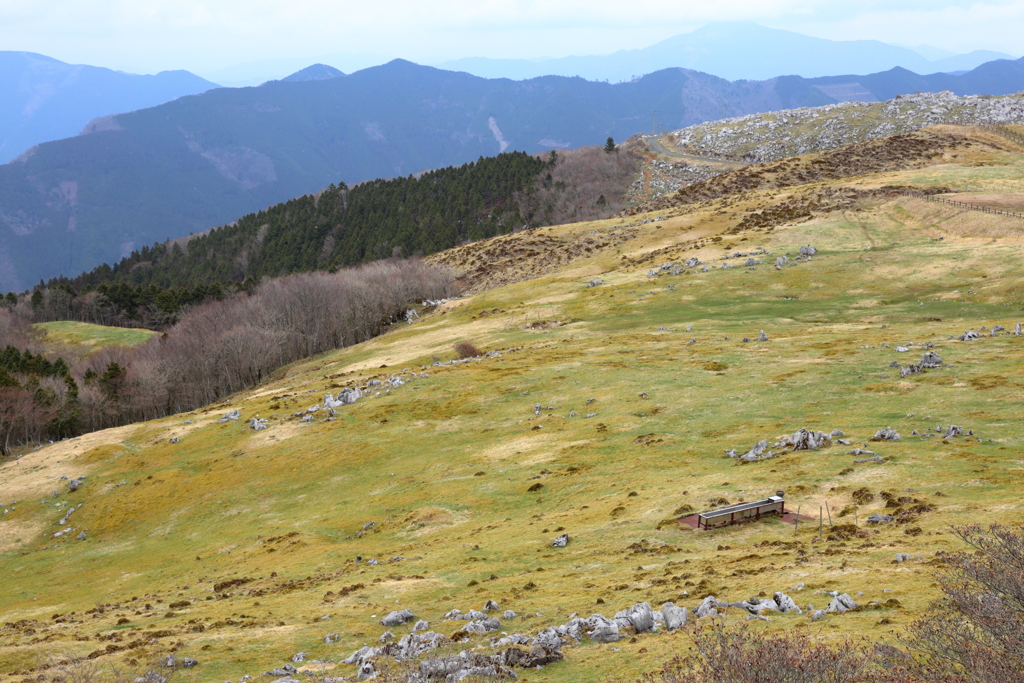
696 491 786 530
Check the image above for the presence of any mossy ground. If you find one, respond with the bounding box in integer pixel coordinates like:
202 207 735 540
2 126 1024 683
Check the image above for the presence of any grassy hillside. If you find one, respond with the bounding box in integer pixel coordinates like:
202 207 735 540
2 125 1024 683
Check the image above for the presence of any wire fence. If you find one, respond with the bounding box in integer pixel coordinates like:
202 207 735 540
903 191 1024 220
979 123 1024 148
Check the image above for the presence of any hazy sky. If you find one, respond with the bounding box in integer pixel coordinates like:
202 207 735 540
1 0 1021 74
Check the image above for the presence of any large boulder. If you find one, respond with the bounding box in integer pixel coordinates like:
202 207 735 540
736 439 769 462
785 428 830 451
531 627 566 650
585 614 622 643
395 631 449 659
325 388 363 408
661 602 688 630
773 592 802 613
826 593 858 614
695 596 719 618
615 603 655 633
871 427 901 442
380 608 416 627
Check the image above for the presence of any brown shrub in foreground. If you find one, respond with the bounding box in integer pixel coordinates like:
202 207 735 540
454 342 482 358
638 621 873 683
875 524 1024 683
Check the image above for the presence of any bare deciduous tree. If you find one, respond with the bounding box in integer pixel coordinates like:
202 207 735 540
875 524 1024 683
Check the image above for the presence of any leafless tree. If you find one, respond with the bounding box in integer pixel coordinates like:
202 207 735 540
516 144 640 226
875 524 1024 683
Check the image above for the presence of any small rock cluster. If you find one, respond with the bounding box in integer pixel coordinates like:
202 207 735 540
727 428 842 461
625 159 725 202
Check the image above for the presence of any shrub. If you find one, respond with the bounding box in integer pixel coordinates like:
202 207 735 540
639 620 873 683
454 342 482 358
875 524 1024 683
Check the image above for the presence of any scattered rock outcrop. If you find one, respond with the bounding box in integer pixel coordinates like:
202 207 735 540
871 428 901 442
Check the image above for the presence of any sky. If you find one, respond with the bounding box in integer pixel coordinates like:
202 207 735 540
0 0 1021 75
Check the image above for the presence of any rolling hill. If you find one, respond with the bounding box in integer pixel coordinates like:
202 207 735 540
1 122 1023 682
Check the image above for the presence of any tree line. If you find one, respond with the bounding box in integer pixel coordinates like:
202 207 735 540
44 151 550 293
1 281 228 329
0 259 455 454
9 145 640 329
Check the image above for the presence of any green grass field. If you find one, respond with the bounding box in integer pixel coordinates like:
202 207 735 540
2 127 1023 683
33 321 158 354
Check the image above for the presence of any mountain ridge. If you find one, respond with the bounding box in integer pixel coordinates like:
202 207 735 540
437 22 1017 83
3 56 1024 291
0 51 219 164
0 60 833 291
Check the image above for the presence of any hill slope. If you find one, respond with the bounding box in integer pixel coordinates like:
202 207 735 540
2 124 1024 682
665 91 1024 163
38 145 637 301
0 51 218 164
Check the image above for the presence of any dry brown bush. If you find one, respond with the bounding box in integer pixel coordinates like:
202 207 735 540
3 259 461 436
639 621 874 683
454 342 482 358
874 524 1024 683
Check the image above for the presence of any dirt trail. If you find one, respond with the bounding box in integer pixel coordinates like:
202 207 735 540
647 136 747 168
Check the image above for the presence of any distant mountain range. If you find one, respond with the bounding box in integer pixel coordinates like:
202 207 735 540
0 52 218 164
198 53 388 87
2 53 1024 292
438 22 1015 83
282 64 345 82
807 58 1024 102
0 60 834 291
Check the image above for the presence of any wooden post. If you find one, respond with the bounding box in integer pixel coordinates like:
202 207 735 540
826 502 833 527
795 505 801 533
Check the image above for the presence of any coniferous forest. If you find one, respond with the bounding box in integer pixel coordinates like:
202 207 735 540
11 146 637 327
61 151 549 291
